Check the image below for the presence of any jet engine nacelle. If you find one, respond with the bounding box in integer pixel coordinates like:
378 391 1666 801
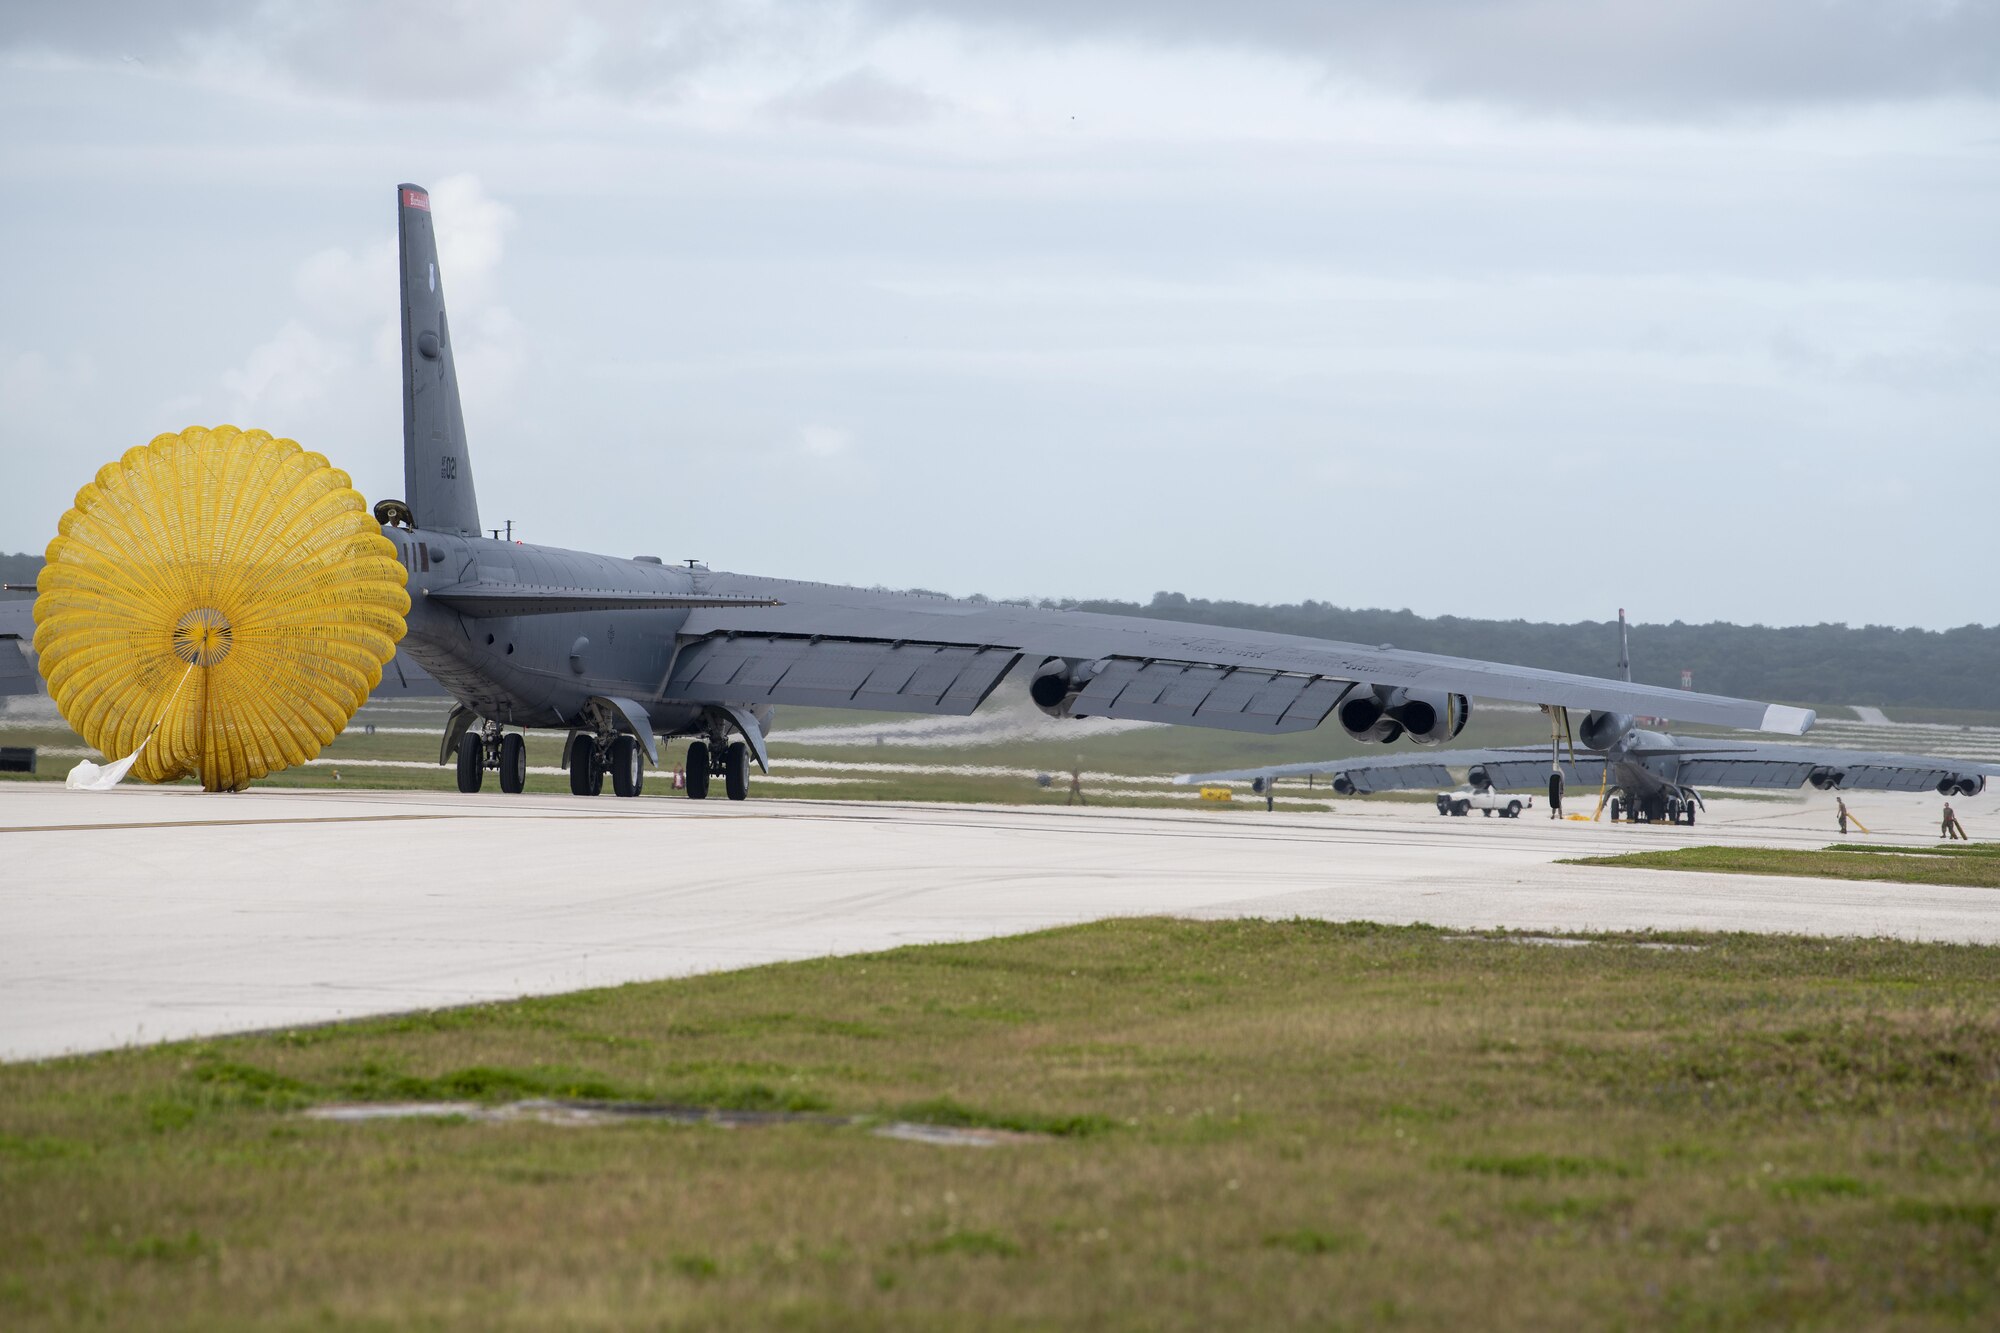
1939 775 1985 797
1808 767 1845 791
1028 658 1083 718
1336 686 1469 746
1467 764 1493 790
1578 711 1634 752
1329 774 1358 795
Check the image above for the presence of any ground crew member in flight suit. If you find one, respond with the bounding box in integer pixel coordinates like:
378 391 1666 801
1942 801 1967 841
1836 797 1850 835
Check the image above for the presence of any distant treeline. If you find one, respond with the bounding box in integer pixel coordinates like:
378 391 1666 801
7 549 1994 707
0 552 40 601
1054 593 1999 712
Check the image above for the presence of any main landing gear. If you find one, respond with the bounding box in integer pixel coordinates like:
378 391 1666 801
455 720 527 794
567 732 646 798
682 733 751 801
1606 787 1701 826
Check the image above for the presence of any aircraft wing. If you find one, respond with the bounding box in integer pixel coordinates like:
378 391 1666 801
1664 743 2000 793
1175 755 1461 793
0 600 38 698
669 578 1815 736
1175 746 1608 794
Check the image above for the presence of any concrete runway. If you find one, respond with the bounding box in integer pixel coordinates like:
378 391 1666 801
3 784 1995 1062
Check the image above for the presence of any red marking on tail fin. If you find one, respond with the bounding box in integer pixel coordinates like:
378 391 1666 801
402 188 430 210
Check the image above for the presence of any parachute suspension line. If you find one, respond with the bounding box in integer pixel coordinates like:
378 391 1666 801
36 426 412 791
60 661 197 791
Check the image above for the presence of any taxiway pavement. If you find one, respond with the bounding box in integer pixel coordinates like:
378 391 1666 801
2 785 1994 1062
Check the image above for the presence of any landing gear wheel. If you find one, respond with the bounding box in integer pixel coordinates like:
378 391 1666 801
1682 802 1696 827
1608 798 1622 823
456 731 484 794
1482 807 1493 817
685 740 710 800
725 740 749 801
611 735 643 798
499 733 527 794
569 735 598 797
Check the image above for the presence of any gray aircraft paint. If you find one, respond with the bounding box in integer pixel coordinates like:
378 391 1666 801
398 185 479 540
0 601 36 698
375 182 1813 790
1176 624 1993 813
1175 727 1998 808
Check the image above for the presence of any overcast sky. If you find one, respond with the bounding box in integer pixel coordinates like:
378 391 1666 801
2 1 1995 628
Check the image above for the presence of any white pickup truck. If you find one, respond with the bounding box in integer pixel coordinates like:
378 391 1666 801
1435 786 1532 818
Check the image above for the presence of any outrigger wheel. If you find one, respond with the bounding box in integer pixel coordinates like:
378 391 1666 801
32 426 409 791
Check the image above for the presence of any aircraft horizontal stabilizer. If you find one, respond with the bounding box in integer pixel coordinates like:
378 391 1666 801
425 585 781 617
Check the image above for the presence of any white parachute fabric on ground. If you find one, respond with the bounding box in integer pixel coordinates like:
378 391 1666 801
64 664 194 792
65 753 143 791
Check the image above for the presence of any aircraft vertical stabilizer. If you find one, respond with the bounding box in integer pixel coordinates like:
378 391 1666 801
397 183 481 536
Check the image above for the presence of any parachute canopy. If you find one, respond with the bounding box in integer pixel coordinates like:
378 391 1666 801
34 425 410 791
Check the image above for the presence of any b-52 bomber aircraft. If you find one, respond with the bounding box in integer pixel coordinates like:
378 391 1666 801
1176 615 1991 824
376 183 1813 800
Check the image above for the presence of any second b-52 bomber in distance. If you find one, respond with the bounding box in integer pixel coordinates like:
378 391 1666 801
1177 613 1990 824
374 183 1812 800
1176 720 1997 825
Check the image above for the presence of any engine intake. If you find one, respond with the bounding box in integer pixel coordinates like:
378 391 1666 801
1939 775 1985 797
1336 686 1469 746
1807 767 1845 791
1578 711 1634 752
1028 658 1082 717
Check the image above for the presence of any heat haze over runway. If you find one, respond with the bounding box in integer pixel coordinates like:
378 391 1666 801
2 785 1995 1063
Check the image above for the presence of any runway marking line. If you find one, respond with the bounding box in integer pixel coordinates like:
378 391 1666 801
0 813 460 835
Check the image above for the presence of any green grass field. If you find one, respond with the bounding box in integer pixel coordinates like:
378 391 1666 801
1566 843 2000 888
4 920 1996 1330
1 689 1565 809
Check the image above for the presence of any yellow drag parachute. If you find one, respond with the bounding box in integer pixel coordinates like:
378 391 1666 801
33 425 410 791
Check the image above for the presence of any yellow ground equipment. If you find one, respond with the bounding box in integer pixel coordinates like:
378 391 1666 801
1199 786 1233 802
33 426 409 791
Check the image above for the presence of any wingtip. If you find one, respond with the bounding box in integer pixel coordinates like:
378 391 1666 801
1761 704 1816 736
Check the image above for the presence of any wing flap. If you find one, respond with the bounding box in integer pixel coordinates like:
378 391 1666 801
1674 759 1820 789
666 635 1020 715
1075 661 1346 734
1329 762 1455 794
1465 757 1612 791
1815 763 1970 793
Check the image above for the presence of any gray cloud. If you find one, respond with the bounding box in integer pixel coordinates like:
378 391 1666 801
766 66 940 127
0 0 780 103
874 0 2000 113
0 3 1995 631
7 1 1997 114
